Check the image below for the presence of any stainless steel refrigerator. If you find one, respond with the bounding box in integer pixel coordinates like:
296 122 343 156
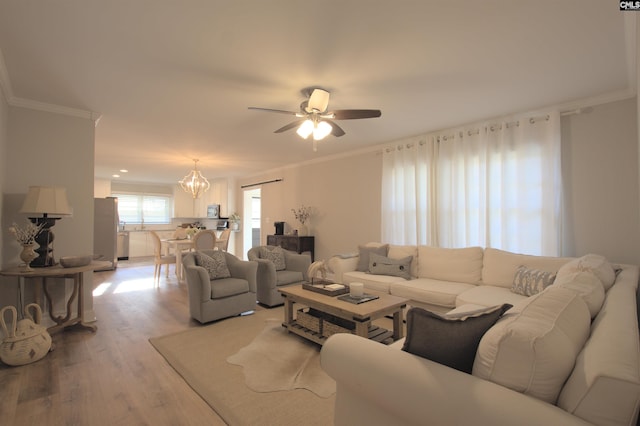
94 197 119 271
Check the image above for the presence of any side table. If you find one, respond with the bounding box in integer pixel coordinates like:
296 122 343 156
0 261 110 334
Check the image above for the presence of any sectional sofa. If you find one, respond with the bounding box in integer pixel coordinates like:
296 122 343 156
322 244 640 426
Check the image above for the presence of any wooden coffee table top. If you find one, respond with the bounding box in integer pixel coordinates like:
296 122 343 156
278 284 408 321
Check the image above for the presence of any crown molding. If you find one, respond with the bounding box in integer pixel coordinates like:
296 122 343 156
9 96 101 122
0 46 101 125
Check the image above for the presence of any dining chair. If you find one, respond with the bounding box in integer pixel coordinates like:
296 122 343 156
216 229 231 251
149 230 176 283
192 229 218 250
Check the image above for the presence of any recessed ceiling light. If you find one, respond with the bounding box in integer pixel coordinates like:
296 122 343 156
112 174 120 178
120 169 128 173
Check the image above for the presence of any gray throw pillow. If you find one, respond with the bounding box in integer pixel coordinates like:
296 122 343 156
195 251 231 280
512 265 556 296
402 304 512 374
356 244 389 272
260 246 286 271
368 253 412 279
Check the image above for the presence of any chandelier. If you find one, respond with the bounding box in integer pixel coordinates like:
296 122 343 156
179 159 210 199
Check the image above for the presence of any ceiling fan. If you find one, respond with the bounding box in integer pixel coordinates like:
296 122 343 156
248 88 382 151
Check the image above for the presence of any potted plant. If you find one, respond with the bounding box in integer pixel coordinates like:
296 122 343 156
229 212 241 231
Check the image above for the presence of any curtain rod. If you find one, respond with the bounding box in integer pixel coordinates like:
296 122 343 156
241 178 283 189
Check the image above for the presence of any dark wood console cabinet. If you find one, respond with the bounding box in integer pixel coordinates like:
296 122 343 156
266 235 315 261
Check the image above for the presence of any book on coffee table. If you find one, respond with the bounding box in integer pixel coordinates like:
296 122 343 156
337 293 380 304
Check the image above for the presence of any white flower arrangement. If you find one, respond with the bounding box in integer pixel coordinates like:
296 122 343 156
291 205 313 225
9 221 44 245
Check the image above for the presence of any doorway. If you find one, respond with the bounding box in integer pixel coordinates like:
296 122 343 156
242 188 260 259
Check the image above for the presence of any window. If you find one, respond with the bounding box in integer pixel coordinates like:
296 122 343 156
113 193 172 225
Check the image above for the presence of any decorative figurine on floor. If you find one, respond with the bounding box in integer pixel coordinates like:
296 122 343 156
0 303 52 366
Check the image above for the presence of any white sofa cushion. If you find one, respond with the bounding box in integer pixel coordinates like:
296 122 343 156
552 270 604 318
482 248 571 288
456 285 528 308
418 246 483 284
473 287 591 404
556 254 616 292
388 244 419 278
391 278 475 309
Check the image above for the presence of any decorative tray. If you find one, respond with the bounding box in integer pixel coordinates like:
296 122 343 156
302 280 349 296
337 293 380 304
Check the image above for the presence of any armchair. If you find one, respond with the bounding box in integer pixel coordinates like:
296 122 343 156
183 249 258 323
247 245 311 307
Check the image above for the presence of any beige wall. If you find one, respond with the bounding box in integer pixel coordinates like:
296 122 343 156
238 97 640 266
1 106 96 321
237 149 383 261
561 98 640 265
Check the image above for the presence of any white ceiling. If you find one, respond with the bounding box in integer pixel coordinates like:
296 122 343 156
0 1 634 185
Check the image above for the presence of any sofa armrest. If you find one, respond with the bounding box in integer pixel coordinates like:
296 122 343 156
284 251 312 280
321 334 590 426
327 255 359 284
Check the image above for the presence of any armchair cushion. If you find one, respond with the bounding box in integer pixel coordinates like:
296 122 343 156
195 251 231 280
210 277 250 299
259 246 286 270
276 270 304 286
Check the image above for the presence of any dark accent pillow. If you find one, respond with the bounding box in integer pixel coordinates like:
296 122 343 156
195 251 231 280
402 304 513 373
368 253 413 279
260 246 286 271
511 265 556 296
356 244 389 272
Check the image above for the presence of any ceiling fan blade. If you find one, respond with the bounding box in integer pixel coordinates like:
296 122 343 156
330 109 382 120
274 120 306 133
326 120 346 137
308 88 330 113
248 107 299 116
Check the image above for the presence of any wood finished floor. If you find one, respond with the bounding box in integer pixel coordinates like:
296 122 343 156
0 261 236 425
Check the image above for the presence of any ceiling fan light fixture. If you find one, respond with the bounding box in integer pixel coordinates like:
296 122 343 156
313 120 332 140
179 159 210 199
296 119 314 139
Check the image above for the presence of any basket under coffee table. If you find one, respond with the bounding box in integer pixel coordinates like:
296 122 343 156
278 284 408 346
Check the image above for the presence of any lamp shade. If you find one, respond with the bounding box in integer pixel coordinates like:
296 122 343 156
20 186 73 216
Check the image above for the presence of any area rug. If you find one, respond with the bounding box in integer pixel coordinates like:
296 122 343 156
149 308 335 425
227 318 336 398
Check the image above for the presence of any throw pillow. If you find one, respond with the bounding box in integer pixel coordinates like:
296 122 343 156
260 246 286 271
552 270 604 318
368 253 412 279
556 254 616 291
511 265 556 296
195 251 231 280
402 304 513 374
356 244 389 272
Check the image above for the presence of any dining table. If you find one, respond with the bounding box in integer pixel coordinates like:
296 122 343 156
161 238 194 282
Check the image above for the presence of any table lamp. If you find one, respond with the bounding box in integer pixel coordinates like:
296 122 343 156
20 186 73 267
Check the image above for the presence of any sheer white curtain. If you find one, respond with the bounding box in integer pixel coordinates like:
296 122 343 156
381 111 562 256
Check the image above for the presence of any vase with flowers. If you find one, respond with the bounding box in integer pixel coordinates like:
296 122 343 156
291 205 313 236
229 212 241 231
9 221 45 271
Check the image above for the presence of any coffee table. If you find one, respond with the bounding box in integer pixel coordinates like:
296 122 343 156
278 284 408 346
